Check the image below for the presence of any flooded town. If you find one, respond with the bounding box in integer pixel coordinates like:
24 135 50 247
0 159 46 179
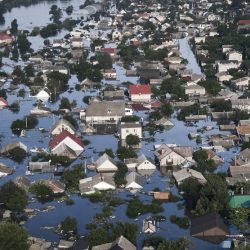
0 0 250 249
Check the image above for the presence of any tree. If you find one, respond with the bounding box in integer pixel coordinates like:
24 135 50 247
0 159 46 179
24 64 35 77
0 222 30 250
65 5 73 15
59 97 71 110
126 134 140 146
9 102 20 113
61 165 86 192
29 183 54 202
114 162 128 187
96 52 112 69
230 207 250 231
116 146 137 160
87 227 110 247
7 147 27 163
60 217 77 236
211 100 232 112
17 34 31 55
160 103 173 117
10 19 18 35
63 115 78 129
0 89 7 99
0 181 28 212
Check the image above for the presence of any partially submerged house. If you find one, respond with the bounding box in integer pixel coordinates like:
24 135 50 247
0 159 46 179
79 174 115 195
92 153 118 173
191 212 230 244
50 119 76 136
173 168 207 185
125 171 143 192
92 236 136 250
0 163 14 177
49 130 84 158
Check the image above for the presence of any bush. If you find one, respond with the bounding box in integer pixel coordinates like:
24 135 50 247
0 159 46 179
169 215 190 229
60 217 77 237
117 147 137 160
9 102 20 113
126 199 164 218
29 183 54 202
60 165 86 192
6 147 26 163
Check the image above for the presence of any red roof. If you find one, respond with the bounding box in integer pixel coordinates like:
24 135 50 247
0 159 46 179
129 84 151 95
49 130 84 149
102 48 116 54
238 20 250 25
151 101 161 108
0 33 12 41
0 97 8 106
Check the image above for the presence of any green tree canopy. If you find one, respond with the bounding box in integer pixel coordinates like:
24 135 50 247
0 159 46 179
0 181 28 212
0 222 30 250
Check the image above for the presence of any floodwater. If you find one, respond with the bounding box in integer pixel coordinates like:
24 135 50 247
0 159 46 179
0 1 236 249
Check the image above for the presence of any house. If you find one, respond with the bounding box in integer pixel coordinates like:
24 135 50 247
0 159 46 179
103 90 124 101
231 99 250 113
206 150 224 165
238 20 250 30
44 179 65 194
216 72 233 83
231 77 250 91
101 48 117 58
50 119 76 136
49 130 84 158
30 106 51 116
228 163 250 178
119 122 142 140
13 176 31 192
227 50 242 62
136 154 156 171
235 149 250 166
92 236 136 250
29 54 44 63
143 219 157 234
52 39 65 48
153 192 170 200
184 83 206 96
104 69 117 80
0 32 12 46
154 117 174 127
92 153 118 173
125 171 143 191
217 60 240 73
35 89 50 102
0 141 28 154
173 168 207 185
79 174 115 195
85 100 125 124
154 144 193 170
0 163 14 177
29 237 51 250
58 240 74 249
0 97 8 109
236 125 250 142
28 161 56 173
129 84 151 103
70 37 83 48
191 212 230 244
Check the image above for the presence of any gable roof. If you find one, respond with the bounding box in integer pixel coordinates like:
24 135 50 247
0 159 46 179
94 153 118 171
191 212 229 244
129 84 151 95
50 119 76 134
0 97 8 106
49 130 83 149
